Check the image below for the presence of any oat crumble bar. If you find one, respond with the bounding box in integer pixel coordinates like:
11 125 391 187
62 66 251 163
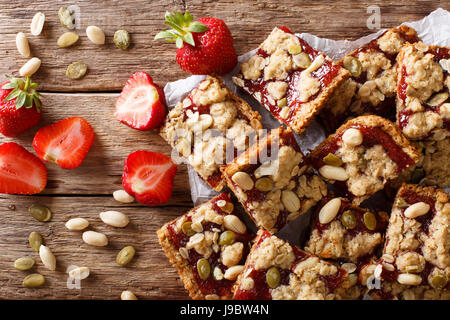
157 192 254 300
396 42 450 141
232 26 350 135
320 26 419 133
374 184 449 292
221 126 327 233
307 115 420 204
233 230 352 300
160 76 263 191
305 197 389 263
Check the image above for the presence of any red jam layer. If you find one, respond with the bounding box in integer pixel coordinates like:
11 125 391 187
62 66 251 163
309 124 415 173
166 193 253 296
242 32 341 126
312 198 388 238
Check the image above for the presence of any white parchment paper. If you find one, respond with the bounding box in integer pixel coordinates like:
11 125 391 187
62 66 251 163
164 9 450 240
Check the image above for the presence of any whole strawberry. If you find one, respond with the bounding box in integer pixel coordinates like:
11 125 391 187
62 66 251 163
0 75 42 137
155 11 237 75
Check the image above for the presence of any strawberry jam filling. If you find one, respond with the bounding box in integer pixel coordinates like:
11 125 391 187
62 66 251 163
234 231 346 300
166 193 253 296
242 32 341 126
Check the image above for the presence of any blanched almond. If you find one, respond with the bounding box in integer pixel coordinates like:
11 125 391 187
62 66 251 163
121 290 138 300
113 190 135 203
319 198 341 224
86 26 105 44
30 12 45 36
231 171 254 190
404 202 430 219
68 266 90 280
342 128 363 146
223 265 244 280
281 190 300 213
82 231 108 247
16 32 30 57
223 215 246 234
65 217 89 230
19 57 41 77
319 165 349 181
397 273 422 285
99 211 130 228
39 245 56 271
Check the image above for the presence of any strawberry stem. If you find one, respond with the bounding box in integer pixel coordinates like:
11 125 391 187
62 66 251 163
23 77 31 92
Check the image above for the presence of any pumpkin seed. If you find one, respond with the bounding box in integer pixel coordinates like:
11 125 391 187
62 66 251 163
114 29 131 50
116 246 136 266
23 273 45 287
255 177 273 192
293 52 311 69
343 56 362 77
57 32 79 48
323 153 343 167
197 258 211 280
181 221 196 236
430 275 447 289
288 44 302 55
218 230 235 246
363 212 377 230
266 267 281 288
58 7 75 29
29 204 51 222
221 202 234 214
86 26 105 45
277 97 287 108
66 62 88 80
396 197 409 208
14 257 35 271
340 210 356 229
29 232 43 252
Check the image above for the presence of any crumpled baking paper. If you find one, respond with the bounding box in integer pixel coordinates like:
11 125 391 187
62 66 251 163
163 8 450 242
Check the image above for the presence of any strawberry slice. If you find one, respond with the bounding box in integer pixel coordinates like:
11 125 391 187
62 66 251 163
0 142 47 195
33 117 95 169
122 151 177 206
115 72 166 130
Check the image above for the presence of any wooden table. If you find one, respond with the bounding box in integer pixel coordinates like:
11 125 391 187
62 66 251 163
0 0 444 300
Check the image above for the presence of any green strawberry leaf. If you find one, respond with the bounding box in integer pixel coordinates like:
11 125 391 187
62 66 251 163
175 37 184 49
32 96 41 112
2 82 18 90
15 91 26 109
184 11 193 24
155 30 176 40
187 22 208 33
4 88 21 101
183 33 195 46
24 95 33 108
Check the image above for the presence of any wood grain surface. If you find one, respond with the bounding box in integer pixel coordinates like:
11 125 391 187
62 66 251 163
0 0 445 300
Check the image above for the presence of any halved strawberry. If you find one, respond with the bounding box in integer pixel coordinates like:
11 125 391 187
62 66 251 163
122 151 177 206
115 72 166 130
0 142 47 195
33 117 95 169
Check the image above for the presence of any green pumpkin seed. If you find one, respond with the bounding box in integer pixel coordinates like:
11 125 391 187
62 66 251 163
293 52 311 69
396 197 409 209
218 230 235 246
23 273 45 288
266 267 281 289
29 231 43 252
363 212 377 231
255 177 273 192
347 273 358 287
340 210 356 229
343 56 362 77
66 62 88 80
29 204 51 222
277 97 287 108
197 258 211 280
116 246 136 266
14 257 35 271
288 44 302 55
430 275 447 289
323 153 343 167
221 202 234 214
181 221 196 236
58 7 75 29
114 29 131 50
57 32 79 48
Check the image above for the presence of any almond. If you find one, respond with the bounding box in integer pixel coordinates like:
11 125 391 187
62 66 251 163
223 265 244 280
30 12 45 36
19 57 41 77
82 231 108 247
39 245 56 271
65 217 89 231
113 190 135 203
319 165 349 181
99 211 130 228
68 266 90 280
404 202 430 219
121 290 138 300
342 128 363 147
223 215 246 234
397 273 422 286
231 171 254 190
281 190 300 213
16 32 30 57
319 198 341 224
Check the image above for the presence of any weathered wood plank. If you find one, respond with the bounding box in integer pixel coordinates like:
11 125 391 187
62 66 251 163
0 195 191 299
0 0 443 91
0 92 192 204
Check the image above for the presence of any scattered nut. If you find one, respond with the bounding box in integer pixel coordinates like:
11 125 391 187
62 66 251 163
28 204 51 222
19 57 41 77
121 290 138 300
319 198 341 224
66 62 88 80
28 232 43 252
99 211 130 228
114 29 131 50
68 266 90 280
342 128 363 147
14 257 35 271
319 165 349 181
322 153 343 166
116 246 136 266
30 12 45 36
231 171 254 190
23 273 45 288
86 26 105 45
404 202 430 219
16 32 30 57
58 7 75 29
281 190 300 213
82 231 108 247
39 245 56 271
57 32 79 48
113 190 135 203
254 177 273 192
223 215 246 234
223 265 244 280
397 273 422 286
343 56 362 77
65 217 89 231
